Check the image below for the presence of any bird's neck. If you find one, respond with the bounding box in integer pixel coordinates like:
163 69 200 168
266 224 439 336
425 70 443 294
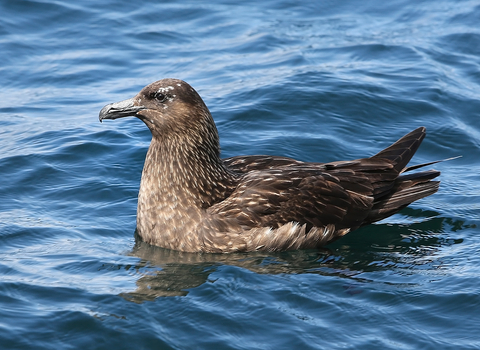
138 134 237 212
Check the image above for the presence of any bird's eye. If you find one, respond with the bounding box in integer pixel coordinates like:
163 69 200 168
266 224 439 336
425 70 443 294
152 92 167 102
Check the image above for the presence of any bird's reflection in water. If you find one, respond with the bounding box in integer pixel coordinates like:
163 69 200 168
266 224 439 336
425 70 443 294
121 211 466 302
122 237 330 301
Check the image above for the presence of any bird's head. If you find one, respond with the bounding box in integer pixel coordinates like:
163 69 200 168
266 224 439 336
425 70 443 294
99 79 219 147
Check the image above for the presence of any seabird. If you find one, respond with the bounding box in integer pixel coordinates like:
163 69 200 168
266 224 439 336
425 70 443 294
99 78 442 253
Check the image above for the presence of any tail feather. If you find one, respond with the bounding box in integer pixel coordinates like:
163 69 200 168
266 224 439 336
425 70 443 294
371 126 426 172
362 126 449 224
396 169 440 184
364 166 441 225
402 156 461 173
341 127 457 231
366 180 440 224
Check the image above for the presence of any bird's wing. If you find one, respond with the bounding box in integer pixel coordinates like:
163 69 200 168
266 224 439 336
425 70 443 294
213 127 432 232
208 163 391 230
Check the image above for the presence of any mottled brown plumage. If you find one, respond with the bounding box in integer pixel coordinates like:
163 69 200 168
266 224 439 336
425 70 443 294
99 78 441 253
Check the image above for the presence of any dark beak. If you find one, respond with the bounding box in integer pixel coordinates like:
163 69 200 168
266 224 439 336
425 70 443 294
99 98 146 122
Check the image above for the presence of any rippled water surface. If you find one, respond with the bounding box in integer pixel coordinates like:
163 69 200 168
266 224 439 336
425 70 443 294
1 0 480 349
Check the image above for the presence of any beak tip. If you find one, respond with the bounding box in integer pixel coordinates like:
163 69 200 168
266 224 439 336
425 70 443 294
98 104 112 122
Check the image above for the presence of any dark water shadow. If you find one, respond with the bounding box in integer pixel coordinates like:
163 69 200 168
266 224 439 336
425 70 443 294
121 210 468 302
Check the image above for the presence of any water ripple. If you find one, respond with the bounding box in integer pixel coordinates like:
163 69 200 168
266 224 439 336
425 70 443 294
1 0 479 349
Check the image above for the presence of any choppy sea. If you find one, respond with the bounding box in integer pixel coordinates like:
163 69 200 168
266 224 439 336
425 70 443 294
1 0 479 349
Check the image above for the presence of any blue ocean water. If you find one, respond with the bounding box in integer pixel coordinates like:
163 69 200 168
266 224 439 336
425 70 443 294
1 0 479 349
